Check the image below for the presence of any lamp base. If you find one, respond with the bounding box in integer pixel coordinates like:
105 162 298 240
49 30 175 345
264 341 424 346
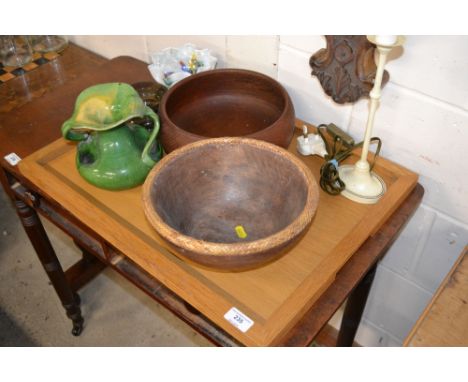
338 164 386 204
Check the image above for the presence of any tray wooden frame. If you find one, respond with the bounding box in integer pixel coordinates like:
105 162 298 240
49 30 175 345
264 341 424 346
18 120 418 346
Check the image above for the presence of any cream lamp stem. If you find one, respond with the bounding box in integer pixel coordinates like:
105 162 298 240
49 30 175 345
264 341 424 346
338 35 404 204
357 45 390 168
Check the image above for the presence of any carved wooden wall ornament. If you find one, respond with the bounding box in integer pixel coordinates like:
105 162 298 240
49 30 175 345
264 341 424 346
310 36 389 104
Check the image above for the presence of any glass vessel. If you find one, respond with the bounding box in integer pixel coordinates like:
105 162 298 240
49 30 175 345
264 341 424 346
30 35 68 53
0 36 33 67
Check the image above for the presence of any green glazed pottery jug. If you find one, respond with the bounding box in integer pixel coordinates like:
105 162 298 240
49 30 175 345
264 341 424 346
61 83 163 190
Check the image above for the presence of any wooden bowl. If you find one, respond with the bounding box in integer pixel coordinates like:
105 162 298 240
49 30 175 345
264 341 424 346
142 137 319 270
158 68 295 153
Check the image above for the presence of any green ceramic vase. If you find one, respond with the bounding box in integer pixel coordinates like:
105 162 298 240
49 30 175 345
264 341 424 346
61 83 163 190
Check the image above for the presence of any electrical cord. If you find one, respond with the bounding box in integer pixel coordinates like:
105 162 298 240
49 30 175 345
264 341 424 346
316 124 382 196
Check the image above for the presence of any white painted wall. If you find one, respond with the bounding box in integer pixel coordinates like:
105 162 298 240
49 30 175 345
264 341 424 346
69 35 468 346
69 35 279 78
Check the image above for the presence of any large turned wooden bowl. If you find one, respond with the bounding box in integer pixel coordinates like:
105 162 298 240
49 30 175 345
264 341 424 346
158 69 295 153
142 137 319 271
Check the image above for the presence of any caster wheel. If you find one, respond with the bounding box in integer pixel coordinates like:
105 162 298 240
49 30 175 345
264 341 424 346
72 323 83 336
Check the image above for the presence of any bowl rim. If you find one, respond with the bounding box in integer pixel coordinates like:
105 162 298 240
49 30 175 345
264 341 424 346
142 137 319 258
158 68 293 141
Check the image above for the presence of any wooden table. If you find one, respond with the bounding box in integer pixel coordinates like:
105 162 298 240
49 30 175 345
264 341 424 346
0 44 424 346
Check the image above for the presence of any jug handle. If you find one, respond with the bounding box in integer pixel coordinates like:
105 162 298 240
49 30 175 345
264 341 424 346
141 107 161 167
61 120 88 141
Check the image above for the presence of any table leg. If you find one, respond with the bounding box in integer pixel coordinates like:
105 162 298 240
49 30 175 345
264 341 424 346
14 198 84 336
65 240 106 292
336 263 377 346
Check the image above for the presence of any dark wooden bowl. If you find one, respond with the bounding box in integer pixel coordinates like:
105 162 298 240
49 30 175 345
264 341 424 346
158 68 295 153
142 137 319 271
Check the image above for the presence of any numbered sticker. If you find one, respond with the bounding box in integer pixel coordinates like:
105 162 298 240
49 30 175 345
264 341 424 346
4 153 21 166
224 307 254 333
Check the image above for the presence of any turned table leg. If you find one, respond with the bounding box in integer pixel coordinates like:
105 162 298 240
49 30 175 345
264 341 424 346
14 198 84 336
336 263 377 346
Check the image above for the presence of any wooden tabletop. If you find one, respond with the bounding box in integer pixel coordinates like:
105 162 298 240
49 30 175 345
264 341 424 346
0 43 107 115
0 44 107 165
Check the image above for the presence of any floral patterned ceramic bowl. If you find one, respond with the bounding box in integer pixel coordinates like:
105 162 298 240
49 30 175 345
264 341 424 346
148 43 217 88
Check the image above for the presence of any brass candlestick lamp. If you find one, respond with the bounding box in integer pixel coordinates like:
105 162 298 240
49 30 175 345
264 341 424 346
338 35 405 204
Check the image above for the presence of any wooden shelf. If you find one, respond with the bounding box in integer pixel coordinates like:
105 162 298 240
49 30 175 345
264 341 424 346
404 246 468 346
